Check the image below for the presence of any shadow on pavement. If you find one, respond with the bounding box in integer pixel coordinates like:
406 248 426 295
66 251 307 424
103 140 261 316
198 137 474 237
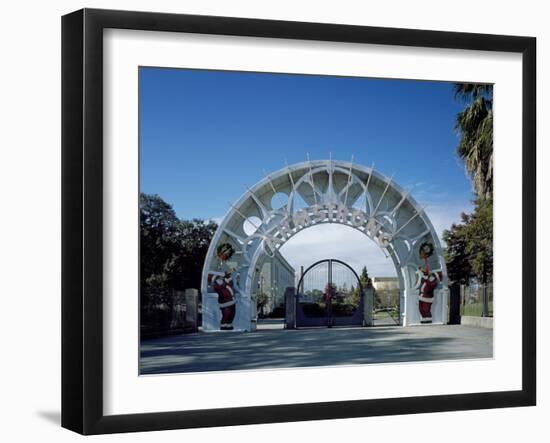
140 325 493 375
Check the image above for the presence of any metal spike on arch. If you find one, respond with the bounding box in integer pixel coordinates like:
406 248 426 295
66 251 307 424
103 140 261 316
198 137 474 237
201 157 448 331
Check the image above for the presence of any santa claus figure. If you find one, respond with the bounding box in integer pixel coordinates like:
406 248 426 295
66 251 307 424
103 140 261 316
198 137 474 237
415 267 442 323
213 272 236 330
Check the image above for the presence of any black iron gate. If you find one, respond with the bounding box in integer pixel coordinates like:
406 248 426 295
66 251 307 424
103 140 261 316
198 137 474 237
296 259 364 327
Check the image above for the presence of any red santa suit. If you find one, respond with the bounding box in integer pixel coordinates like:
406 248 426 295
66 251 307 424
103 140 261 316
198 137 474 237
415 269 442 323
213 273 236 330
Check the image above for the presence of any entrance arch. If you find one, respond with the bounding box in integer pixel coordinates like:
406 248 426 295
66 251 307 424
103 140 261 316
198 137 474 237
201 159 448 331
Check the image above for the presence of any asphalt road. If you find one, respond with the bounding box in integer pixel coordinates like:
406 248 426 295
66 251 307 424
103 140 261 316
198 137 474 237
140 325 493 375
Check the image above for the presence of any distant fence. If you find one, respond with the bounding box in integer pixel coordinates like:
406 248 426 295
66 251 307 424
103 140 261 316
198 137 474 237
460 283 493 318
140 287 199 338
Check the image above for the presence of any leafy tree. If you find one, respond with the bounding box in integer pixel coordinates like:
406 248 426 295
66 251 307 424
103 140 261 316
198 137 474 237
464 198 493 284
140 193 180 289
446 84 494 290
454 83 493 200
140 193 217 291
443 198 493 285
359 266 373 288
443 214 472 285
304 288 324 302
351 266 379 306
168 218 218 290
324 282 338 303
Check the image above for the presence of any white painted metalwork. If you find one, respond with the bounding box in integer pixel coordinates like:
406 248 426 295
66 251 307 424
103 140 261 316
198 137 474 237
201 159 448 331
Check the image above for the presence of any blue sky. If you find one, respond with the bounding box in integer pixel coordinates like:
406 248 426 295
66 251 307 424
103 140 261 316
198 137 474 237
139 67 475 275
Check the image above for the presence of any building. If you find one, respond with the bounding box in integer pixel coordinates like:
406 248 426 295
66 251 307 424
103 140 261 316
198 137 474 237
372 276 400 307
256 251 295 316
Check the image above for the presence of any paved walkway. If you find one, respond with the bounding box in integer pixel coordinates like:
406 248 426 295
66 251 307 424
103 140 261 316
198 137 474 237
140 325 493 375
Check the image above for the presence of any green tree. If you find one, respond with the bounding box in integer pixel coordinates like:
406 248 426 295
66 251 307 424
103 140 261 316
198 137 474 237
443 213 472 285
305 288 324 302
443 198 493 285
464 198 493 284
352 266 379 306
140 193 218 291
454 83 493 200
445 84 494 290
169 218 219 290
359 266 373 288
140 193 180 288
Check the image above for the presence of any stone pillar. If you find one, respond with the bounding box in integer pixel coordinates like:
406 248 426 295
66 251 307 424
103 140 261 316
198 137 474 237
185 288 199 332
284 287 296 329
363 287 374 326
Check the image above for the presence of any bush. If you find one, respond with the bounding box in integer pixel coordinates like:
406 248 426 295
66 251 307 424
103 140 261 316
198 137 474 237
268 306 286 318
300 302 327 317
331 303 357 317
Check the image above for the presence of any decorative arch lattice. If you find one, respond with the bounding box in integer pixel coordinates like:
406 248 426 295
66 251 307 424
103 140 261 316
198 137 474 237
201 159 448 330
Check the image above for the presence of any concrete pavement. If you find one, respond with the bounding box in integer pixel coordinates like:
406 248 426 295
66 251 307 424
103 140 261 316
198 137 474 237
140 324 493 375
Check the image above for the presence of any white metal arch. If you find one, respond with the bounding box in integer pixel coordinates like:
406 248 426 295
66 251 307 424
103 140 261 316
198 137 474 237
201 159 448 330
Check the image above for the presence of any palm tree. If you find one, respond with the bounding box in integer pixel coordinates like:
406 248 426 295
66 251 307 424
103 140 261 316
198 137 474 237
454 83 493 200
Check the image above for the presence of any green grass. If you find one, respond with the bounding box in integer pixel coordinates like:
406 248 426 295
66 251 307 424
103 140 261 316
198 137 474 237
461 302 493 317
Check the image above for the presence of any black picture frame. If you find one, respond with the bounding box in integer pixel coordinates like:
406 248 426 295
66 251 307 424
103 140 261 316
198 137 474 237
62 8 536 435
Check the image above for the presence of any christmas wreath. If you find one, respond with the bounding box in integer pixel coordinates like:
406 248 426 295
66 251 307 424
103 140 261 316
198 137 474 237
216 242 235 262
419 241 434 260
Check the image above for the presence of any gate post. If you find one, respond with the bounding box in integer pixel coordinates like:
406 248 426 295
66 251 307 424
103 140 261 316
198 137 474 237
284 287 296 329
363 287 374 326
184 288 199 333
448 284 461 325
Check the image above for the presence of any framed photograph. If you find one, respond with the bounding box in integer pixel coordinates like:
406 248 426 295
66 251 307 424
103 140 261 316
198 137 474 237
61 8 536 435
